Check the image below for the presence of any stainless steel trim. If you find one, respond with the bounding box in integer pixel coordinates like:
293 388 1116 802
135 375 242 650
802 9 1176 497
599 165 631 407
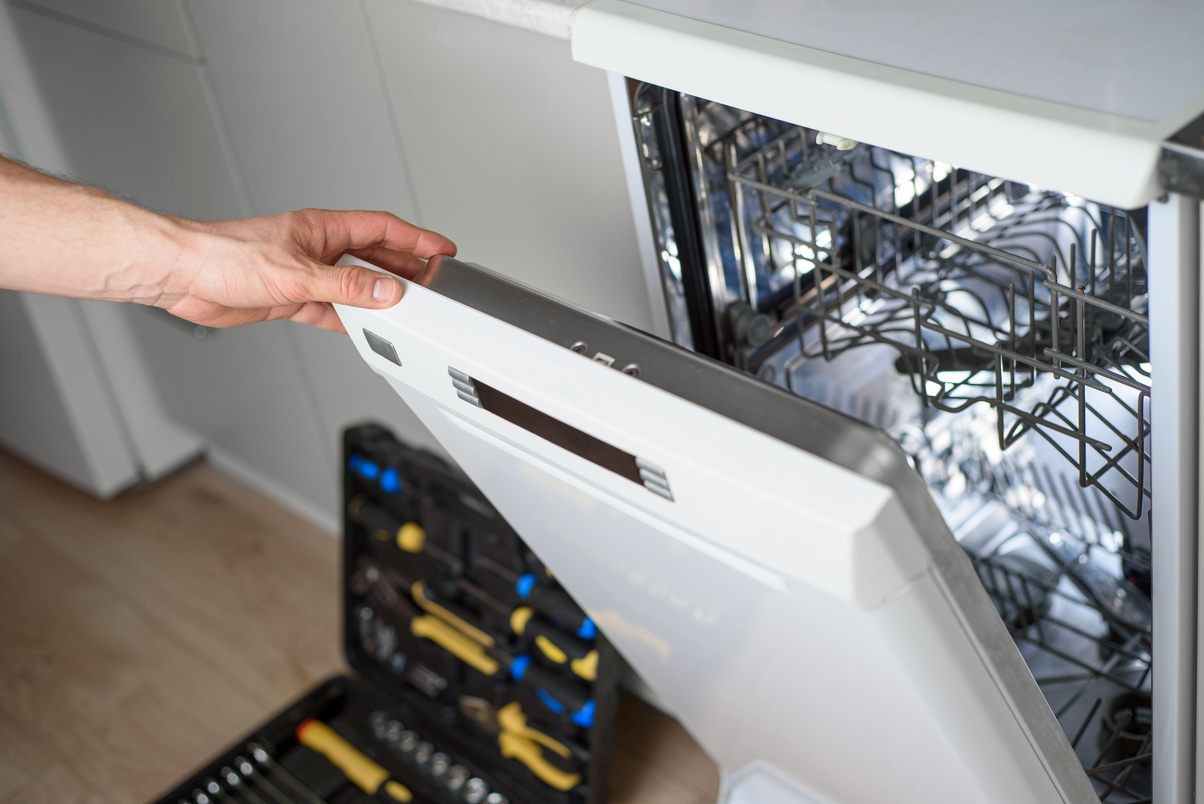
643 482 673 500
456 390 483 408
635 457 666 476
639 468 670 488
1149 196 1200 804
448 367 472 384
452 379 477 396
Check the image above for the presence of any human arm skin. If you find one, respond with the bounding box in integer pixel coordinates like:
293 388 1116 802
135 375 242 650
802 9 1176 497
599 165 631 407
0 155 456 332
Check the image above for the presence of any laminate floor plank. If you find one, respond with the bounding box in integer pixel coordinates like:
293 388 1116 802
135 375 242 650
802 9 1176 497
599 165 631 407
613 697 720 802
0 700 54 802
0 451 343 710
0 761 114 804
0 534 267 802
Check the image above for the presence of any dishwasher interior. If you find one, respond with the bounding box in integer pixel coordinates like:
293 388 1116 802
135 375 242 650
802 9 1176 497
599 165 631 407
629 83 1154 802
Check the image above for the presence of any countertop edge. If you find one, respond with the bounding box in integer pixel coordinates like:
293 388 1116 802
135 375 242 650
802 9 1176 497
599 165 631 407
409 0 589 38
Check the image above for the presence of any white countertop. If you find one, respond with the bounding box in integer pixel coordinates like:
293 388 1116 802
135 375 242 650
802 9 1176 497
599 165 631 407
411 0 588 38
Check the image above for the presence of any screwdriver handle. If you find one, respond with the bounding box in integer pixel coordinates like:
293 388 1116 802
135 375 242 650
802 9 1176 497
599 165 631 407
509 656 594 725
515 575 596 639
295 719 413 802
348 496 399 539
510 608 598 681
348 498 429 554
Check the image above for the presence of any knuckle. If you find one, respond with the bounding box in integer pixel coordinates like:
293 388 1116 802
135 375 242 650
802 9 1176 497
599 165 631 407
339 266 368 300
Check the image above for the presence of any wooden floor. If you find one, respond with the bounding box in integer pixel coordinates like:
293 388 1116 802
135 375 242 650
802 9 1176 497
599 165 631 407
0 449 718 804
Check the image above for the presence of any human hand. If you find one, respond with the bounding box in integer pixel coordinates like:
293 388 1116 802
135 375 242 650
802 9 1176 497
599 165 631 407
158 208 457 333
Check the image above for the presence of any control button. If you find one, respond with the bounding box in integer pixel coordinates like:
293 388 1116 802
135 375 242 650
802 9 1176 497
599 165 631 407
364 329 401 366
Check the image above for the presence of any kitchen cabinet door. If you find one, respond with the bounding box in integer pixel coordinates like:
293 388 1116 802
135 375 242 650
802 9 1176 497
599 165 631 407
363 0 656 332
123 308 338 526
183 0 420 219
7 0 198 59
183 0 448 490
8 6 240 221
7 5 339 520
0 291 140 497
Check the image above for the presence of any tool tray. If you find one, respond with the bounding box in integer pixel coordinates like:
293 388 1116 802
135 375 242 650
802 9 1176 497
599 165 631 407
153 423 621 804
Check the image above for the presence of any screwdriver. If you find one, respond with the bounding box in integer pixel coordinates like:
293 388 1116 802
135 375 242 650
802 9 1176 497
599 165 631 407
295 719 415 802
453 578 598 681
347 497 461 571
475 555 597 639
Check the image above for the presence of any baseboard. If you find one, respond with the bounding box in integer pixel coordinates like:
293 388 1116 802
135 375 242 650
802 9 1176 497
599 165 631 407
206 445 340 537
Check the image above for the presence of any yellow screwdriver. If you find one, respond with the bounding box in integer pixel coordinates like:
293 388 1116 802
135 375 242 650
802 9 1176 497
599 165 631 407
295 719 415 802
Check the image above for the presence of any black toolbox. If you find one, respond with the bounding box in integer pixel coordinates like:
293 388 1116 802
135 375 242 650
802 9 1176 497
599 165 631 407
153 423 621 804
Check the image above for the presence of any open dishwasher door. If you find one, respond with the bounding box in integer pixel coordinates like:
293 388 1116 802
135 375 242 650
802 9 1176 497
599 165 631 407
336 256 1098 804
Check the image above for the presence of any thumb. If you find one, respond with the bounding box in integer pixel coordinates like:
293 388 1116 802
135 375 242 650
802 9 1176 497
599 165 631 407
308 263 404 309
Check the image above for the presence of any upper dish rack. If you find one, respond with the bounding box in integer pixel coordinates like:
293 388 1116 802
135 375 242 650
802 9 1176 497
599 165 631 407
726 128 1151 519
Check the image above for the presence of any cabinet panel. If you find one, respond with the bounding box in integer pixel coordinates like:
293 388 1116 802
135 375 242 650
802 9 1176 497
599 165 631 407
184 0 437 493
124 308 338 518
9 0 198 59
0 291 140 497
363 0 655 331
184 0 420 220
9 7 241 220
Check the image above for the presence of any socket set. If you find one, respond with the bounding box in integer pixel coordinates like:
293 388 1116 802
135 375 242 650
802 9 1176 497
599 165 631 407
152 424 621 804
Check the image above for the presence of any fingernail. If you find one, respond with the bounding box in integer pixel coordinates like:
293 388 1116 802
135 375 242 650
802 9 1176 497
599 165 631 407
373 277 394 303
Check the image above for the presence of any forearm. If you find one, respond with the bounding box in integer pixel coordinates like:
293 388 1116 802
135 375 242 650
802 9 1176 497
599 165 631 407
0 155 181 304
0 154 455 332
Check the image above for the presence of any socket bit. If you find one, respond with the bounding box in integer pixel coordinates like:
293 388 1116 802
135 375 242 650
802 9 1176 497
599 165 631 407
430 752 451 777
463 777 489 804
413 741 434 767
398 730 419 754
376 623 398 660
446 766 469 792
384 720 404 742
370 711 390 739
485 793 509 804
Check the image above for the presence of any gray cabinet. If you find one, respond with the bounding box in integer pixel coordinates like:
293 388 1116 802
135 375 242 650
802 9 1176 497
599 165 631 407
183 0 421 218
9 0 198 58
9 3 240 220
183 0 447 484
124 309 338 517
364 0 655 331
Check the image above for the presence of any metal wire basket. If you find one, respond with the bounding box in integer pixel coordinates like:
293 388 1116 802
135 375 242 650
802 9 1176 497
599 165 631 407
728 127 1151 518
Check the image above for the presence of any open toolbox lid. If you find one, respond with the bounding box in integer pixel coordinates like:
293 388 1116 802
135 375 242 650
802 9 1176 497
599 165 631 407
336 257 1101 804
569 0 1204 210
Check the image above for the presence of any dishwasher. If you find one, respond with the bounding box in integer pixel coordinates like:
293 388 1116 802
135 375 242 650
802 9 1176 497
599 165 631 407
338 2 1204 803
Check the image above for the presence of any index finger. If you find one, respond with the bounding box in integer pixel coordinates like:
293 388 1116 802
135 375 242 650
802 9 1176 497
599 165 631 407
306 209 457 262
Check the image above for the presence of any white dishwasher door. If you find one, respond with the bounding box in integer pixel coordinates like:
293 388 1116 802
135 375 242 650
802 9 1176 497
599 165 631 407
336 255 1099 804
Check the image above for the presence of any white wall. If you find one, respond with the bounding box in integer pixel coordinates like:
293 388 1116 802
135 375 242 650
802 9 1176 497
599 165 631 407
0 0 651 525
